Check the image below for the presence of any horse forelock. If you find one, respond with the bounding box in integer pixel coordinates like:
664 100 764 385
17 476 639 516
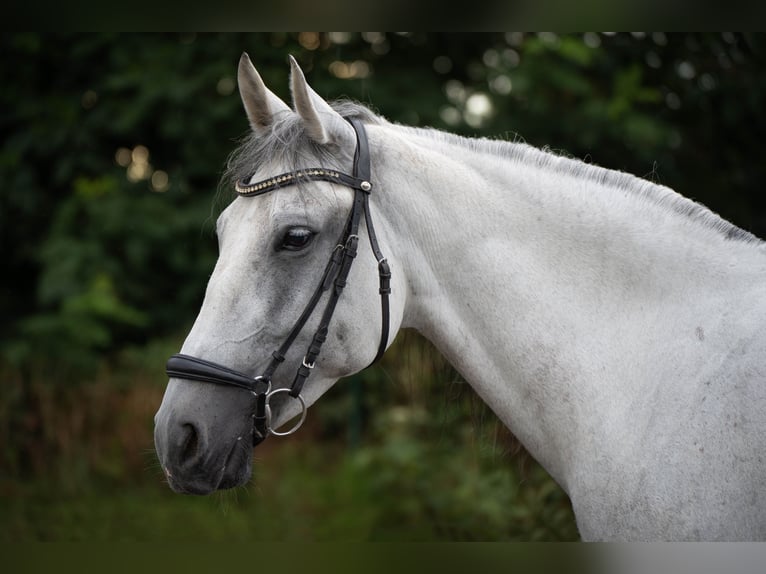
222 100 382 196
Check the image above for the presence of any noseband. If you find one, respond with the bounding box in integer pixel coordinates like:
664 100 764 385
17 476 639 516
166 118 391 444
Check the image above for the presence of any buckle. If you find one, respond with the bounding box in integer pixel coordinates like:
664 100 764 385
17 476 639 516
252 376 271 396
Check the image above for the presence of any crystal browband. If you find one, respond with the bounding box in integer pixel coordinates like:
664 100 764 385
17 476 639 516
235 168 371 197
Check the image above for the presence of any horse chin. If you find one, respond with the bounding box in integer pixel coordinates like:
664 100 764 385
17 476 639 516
218 435 254 490
165 433 254 495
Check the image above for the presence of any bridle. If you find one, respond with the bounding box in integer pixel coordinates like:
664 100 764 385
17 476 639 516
165 117 391 444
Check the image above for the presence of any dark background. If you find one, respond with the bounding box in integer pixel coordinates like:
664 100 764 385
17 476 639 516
1 32 764 541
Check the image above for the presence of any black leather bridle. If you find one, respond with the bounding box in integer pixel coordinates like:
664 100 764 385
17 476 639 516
165 118 391 443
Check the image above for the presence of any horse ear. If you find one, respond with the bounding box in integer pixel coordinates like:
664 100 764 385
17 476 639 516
237 52 291 133
289 55 354 145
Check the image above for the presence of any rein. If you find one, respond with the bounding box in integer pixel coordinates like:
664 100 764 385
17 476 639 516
166 117 391 443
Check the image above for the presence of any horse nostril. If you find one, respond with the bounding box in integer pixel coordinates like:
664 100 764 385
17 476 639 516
180 423 200 462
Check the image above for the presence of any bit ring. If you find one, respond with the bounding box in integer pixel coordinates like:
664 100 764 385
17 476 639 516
264 388 307 437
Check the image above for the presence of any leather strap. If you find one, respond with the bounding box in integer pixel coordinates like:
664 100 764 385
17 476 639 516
348 117 390 364
361 182 390 365
259 212 354 382
288 118 369 397
166 354 269 394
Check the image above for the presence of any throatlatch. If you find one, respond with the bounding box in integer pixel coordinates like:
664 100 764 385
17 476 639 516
166 117 391 443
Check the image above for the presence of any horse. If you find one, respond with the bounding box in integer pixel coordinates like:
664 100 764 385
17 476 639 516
154 53 766 541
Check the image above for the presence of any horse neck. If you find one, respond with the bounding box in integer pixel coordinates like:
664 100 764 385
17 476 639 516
372 125 764 489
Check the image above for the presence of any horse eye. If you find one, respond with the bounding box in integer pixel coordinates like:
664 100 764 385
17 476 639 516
280 228 315 251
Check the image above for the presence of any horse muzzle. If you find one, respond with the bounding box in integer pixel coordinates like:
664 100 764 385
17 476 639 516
153 376 259 494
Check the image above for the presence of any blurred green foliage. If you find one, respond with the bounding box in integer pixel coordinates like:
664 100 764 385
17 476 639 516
1 33 765 541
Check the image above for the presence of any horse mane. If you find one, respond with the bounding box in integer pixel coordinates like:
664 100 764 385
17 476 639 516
398 124 760 245
223 99 759 245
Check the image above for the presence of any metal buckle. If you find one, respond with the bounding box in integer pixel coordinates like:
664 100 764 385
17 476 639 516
264 388 307 437
252 376 271 396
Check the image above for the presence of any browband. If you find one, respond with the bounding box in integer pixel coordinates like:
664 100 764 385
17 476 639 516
235 168 371 196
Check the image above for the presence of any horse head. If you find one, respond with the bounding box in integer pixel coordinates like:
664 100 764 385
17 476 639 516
154 54 404 494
